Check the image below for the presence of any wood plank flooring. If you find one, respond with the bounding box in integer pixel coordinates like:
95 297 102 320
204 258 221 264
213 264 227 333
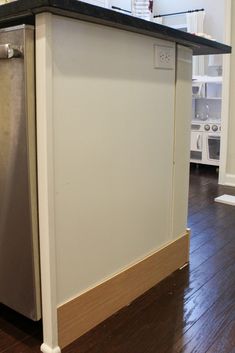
0 304 42 353
1 164 235 353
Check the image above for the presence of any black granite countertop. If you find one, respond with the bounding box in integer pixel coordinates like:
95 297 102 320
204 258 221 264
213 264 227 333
0 0 231 55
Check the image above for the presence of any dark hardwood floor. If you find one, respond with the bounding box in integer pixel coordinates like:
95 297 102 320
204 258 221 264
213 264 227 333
1 164 235 353
0 304 42 353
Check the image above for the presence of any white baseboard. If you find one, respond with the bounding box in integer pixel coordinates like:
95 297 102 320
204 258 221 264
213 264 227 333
223 174 235 187
215 194 235 206
41 343 61 353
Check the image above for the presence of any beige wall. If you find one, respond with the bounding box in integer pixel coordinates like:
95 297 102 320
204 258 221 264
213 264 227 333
226 1 235 176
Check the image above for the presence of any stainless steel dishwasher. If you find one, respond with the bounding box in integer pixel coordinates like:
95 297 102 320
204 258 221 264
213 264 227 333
0 25 41 320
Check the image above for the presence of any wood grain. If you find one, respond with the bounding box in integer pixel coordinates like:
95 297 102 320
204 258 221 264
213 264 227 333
206 320 235 353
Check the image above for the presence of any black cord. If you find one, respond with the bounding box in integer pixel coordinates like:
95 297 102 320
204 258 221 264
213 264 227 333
154 8 204 18
111 6 132 14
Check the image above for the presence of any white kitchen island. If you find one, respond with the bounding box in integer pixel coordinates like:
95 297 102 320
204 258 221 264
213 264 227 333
0 1 231 353
37 15 194 352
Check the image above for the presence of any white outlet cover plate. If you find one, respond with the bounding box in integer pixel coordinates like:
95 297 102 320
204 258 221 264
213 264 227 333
154 44 175 70
215 194 235 206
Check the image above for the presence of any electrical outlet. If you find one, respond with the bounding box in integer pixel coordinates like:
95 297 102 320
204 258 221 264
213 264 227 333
154 44 175 70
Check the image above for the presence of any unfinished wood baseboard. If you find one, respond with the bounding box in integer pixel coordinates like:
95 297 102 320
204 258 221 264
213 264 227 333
58 230 190 348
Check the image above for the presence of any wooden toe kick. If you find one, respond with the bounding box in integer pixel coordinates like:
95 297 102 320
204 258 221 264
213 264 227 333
58 230 190 349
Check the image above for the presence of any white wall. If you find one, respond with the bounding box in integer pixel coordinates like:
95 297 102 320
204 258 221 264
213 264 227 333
77 0 225 42
226 1 235 179
80 0 106 7
79 0 132 12
154 0 224 42
110 0 132 11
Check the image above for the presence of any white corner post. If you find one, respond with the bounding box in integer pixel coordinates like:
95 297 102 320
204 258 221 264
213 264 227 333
35 12 61 353
219 0 232 185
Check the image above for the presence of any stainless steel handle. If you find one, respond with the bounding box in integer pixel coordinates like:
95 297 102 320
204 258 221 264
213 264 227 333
196 134 201 150
0 44 23 59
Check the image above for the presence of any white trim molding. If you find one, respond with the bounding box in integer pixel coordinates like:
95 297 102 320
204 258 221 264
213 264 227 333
41 344 61 353
223 174 235 187
36 13 61 353
219 0 232 185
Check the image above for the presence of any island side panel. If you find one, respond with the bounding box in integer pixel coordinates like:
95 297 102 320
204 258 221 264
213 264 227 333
172 45 192 241
39 14 190 348
52 14 175 303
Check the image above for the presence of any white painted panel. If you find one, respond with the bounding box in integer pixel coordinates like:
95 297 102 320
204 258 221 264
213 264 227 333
172 45 192 239
51 15 176 305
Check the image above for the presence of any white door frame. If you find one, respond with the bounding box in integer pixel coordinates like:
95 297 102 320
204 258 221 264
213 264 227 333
219 0 232 185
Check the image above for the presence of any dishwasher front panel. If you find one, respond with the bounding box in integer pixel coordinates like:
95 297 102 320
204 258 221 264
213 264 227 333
0 25 41 321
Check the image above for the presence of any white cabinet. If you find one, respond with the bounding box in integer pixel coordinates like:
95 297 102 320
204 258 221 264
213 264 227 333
191 131 203 152
36 13 192 351
190 76 222 166
190 131 203 161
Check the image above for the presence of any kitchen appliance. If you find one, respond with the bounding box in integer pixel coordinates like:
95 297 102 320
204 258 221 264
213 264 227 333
190 76 222 166
0 25 41 320
192 81 205 98
190 122 221 166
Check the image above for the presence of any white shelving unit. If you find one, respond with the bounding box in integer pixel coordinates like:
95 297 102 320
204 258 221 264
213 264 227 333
190 76 222 166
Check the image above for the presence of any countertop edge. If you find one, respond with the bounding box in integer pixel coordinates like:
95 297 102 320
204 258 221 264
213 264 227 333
0 0 231 56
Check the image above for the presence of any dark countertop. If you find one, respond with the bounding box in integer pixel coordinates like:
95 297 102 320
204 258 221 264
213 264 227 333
0 0 231 55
